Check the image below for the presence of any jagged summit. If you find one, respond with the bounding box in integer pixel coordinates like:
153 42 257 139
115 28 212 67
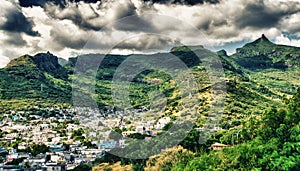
6 52 61 72
33 52 61 72
247 34 273 46
255 34 271 42
4 52 68 79
235 34 275 55
261 34 269 41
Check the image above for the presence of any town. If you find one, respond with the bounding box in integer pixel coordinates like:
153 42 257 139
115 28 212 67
0 106 190 170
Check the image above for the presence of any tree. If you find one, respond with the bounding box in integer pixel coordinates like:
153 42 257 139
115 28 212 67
23 161 30 169
162 121 173 131
127 133 146 139
30 144 49 156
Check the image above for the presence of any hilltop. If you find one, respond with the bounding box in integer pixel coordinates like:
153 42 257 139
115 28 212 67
233 34 300 70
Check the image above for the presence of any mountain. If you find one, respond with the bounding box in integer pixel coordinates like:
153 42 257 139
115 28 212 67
0 52 71 111
232 34 300 70
1 35 300 127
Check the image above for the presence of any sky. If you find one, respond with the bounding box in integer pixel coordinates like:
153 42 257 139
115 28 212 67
1 0 300 67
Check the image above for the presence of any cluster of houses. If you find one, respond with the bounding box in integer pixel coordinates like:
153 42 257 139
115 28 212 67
0 147 104 170
0 106 229 170
0 107 176 170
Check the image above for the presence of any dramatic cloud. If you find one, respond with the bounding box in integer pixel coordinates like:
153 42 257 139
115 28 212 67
112 14 157 33
49 21 89 50
142 0 219 5
18 0 219 7
115 34 176 51
0 1 40 36
3 33 27 47
18 0 100 8
234 0 300 29
0 8 40 36
0 0 300 64
280 12 300 35
43 0 139 31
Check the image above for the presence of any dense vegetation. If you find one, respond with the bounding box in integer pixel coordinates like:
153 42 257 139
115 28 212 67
169 89 300 170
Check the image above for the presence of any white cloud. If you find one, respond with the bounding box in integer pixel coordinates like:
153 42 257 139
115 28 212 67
275 34 300 47
0 56 10 68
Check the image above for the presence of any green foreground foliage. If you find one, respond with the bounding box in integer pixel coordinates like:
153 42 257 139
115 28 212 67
170 89 300 171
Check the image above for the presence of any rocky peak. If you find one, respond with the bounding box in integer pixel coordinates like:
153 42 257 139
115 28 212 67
33 52 61 72
249 34 272 45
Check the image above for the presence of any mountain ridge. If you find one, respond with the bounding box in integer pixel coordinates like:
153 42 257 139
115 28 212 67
0 35 299 127
3 34 300 70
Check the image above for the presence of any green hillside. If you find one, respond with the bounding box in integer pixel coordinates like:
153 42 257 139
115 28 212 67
0 52 71 112
0 35 296 127
233 34 300 70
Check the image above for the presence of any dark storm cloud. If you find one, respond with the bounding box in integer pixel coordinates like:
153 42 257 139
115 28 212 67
4 33 27 47
115 35 175 51
0 9 40 36
46 3 102 31
142 0 219 5
235 1 300 29
18 0 51 8
42 0 139 31
113 15 157 32
18 0 100 8
18 0 219 8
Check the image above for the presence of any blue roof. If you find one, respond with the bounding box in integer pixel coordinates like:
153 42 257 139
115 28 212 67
12 115 19 120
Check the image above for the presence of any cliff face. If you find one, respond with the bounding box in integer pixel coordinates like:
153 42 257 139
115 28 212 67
33 52 61 72
5 52 67 79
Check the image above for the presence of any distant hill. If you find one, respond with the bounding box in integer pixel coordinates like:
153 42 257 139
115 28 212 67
232 34 300 70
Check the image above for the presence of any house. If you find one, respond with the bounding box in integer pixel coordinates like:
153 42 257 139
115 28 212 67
211 143 230 150
156 117 171 129
50 154 65 163
18 142 28 150
151 130 162 135
12 115 19 121
40 124 50 130
49 144 65 152
46 163 66 171
0 147 7 153
211 127 223 132
194 127 204 131
97 141 116 151
136 126 145 134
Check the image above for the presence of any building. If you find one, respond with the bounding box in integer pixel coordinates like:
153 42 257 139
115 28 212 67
211 143 231 150
49 144 65 152
46 163 66 171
